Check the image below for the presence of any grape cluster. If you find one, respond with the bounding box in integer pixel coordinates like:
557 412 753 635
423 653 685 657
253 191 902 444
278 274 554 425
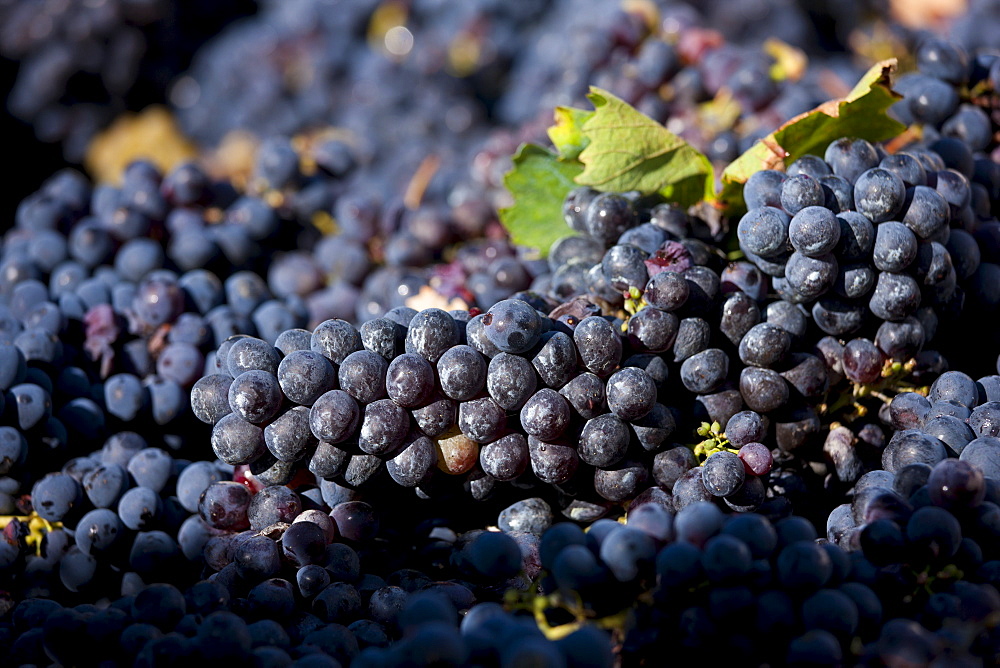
529 455 1000 665
195 297 687 515
5 478 617 666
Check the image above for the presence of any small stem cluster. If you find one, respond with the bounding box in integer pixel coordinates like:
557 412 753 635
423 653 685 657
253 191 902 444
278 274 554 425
690 421 740 464
0 511 63 556
819 357 929 424
620 286 646 332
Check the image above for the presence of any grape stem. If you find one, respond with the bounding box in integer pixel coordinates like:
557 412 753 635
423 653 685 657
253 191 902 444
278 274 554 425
0 511 63 556
818 357 929 424
689 421 740 464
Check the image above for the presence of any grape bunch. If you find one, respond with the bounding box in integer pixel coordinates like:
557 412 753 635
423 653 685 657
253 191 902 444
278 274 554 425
6 472 617 666
527 455 1000 666
195 296 689 518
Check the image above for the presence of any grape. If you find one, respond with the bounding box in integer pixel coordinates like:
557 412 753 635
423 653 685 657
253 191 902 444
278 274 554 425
578 414 630 467
487 352 537 411
309 390 360 444
82 463 129 509
411 395 457 438
9 383 51 431
743 170 787 210
868 272 921 321
739 367 789 413
599 526 656 582
117 486 162 531
626 307 679 353
127 448 173 493
929 370 979 407
359 399 410 456
585 193 636 245
198 481 251 531
527 437 579 485
212 412 266 465
31 473 81 522
855 168 908 223
405 309 459 363
482 300 542 355
265 406 316 462
605 367 656 421
917 38 969 83
821 174 854 213
339 350 389 404
927 459 986 508
480 434 529 482
531 332 578 389
824 138 879 184
788 206 840 257
873 222 918 272
784 252 838 300
680 349 729 394
630 402 676 453
520 389 571 442
436 346 486 402
738 443 773 476
739 323 791 368
458 397 507 444
602 244 649 291
644 271 690 312
386 433 437 487
277 350 336 406
569 316 620 377
75 508 122 554
228 370 283 425
464 532 522 579
312 319 363 365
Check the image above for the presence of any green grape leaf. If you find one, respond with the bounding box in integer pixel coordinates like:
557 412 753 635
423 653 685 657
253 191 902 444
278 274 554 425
499 143 582 256
719 59 905 212
575 87 716 206
547 106 594 161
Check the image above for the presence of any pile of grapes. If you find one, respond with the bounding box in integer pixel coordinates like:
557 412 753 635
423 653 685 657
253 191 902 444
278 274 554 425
2 2 1000 666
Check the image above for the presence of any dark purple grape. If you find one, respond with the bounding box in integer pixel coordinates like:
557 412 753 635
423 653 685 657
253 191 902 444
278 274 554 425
228 370 283 424
359 399 410 456
459 397 508 444
312 319 363 365
578 413 630 468
265 406 316 462
487 352 537 411
309 390 360 444
739 367 789 413
528 437 579 485
386 432 437 487
277 350 336 407
520 389 571 442
606 367 656 421
405 309 460 363
559 372 606 420
481 300 542 355
585 192 636 245
680 349 728 394
531 332 577 389
198 481 251 531
339 350 389 404
436 345 486 402
480 433 529 482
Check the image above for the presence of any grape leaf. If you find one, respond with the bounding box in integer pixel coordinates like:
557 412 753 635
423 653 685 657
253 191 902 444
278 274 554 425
547 106 593 161
719 59 905 212
575 87 716 206
499 143 582 256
